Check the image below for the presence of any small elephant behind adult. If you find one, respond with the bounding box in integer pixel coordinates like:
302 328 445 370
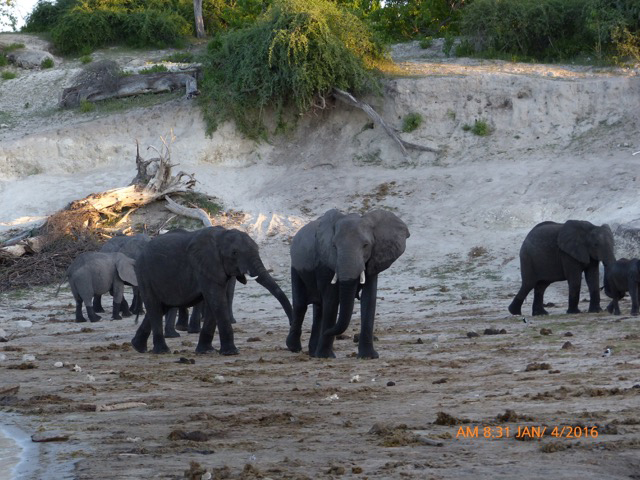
509 220 616 316
603 258 640 315
94 233 150 314
66 252 138 322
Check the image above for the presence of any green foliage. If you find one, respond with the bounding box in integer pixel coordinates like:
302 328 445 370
2 42 24 52
419 36 433 49
0 54 6 67
460 0 640 62
613 26 640 63
41 57 54 68
199 0 382 138
1 71 16 80
80 55 93 64
162 51 195 63
402 112 422 133
24 0 78 32
79 100 95 112
139 64 169 74
463 119 491 136
367 0 466 42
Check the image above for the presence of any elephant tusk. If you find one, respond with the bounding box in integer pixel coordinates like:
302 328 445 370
360 271 366 284
247 275 259 281
331 273 338 284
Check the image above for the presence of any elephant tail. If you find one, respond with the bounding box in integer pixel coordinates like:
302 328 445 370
54 277 67 297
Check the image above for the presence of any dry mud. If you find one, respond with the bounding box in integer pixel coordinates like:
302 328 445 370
1 35 640 479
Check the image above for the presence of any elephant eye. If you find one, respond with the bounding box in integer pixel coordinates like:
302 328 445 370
232 249 239 257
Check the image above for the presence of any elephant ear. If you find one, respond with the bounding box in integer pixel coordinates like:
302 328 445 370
115 254 138 286
363 210 410 276
557 220 592 264
314 209 345 269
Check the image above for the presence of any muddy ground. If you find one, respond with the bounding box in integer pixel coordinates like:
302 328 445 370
1 35 640 479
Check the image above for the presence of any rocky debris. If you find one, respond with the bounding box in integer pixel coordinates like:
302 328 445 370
484 328 507 335
467 331 480 338
562 341 574 350
525 362 552 372
564 332 574 337
7 49 54 69
168 430 212 442
434 412 470 426
540 328 552 335
31 430 70 442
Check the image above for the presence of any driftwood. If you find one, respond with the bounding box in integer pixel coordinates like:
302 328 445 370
165 195 213 227
331 88 439 156
60 68 200 108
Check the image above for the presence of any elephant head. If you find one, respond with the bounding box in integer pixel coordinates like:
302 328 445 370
318 209 410 337
190 227 293 324
558 220 615 267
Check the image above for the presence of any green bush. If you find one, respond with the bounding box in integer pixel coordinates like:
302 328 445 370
463 119 491 136
402 112 423 132
139 64 169 74
162 52 195 63
80 55 93 64
41 57 54 69
2 71 17 80
0 54 7 67
2 43 25 53
79 100 95 113
199 0 383 139
24 0 78 32
419 36 433 49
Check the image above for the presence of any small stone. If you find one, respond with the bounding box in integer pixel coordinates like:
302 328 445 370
386 381 396 387
540 328 552 336
352 467 363 474
22 354 35 362
177 357 195 364
53 361 64 368
327 465 345 475
349 375 361 383
72 364 82 372
467 331 480 338
416 338 423 344
564 332 573 337
247 337 261 342
16 321 33 329
31 431 70 443
561 341 573 350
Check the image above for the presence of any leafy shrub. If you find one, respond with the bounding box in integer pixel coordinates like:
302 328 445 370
162 52 195 63
23 0 78 32
2 43 24 53
80 55 92 64
139 64 169 74
0 54 7 67
2 71 17 80
199 0 383 138
79 100 95 113
402 112 423 133
41 57 54 69
463 119 491 136
419 36 433 49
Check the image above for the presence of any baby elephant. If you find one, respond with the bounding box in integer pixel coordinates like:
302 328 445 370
603 258 640 315
66 252 138 322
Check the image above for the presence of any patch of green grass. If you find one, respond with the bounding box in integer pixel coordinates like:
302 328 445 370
41 57 54 69
89 91 181 114
402 112 423 133
80 55 92 64
1 71 16 80
179 192 223 216
419 36 433 49
0 54 7 67
79 100 95 113
162 52 195 63
2 43 24 53
139 64 169 74
463 119 492 136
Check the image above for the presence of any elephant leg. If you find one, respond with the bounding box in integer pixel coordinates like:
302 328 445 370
176 307 189 331
111 279 125 320
164 308 181 338
188 303 202 334
92 294 105 313
120 297 132 317
358 275 379 359
315 288 339 358
585 264 602 313
287 269 307 353
508 283 534 316
532 281 550 316
196 302 218 354
308 303 322 356
132 299 169 354
212 283 238 355
131 288 144 315
566 270 583 314
74 296 87 323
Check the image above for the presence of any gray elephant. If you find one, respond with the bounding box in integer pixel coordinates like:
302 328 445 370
603 258 640 315
508 220 615 316
131 226 293 354
66 252 138 322
94 233 150 314
286 209 410 359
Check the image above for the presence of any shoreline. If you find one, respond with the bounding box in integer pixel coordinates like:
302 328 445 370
0 415 38 480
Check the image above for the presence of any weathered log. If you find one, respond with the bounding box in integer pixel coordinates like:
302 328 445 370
164 195 213 227
60 70 200 108
331 88 440 156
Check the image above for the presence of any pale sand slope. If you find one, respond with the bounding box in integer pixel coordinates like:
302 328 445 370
0 35 640 479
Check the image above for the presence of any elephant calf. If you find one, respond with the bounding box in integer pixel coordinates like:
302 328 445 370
66 252 138 322
508 220 615 316
603 258 640 315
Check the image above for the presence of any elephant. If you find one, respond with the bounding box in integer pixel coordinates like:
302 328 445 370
94 233 150 314
286 209 410 359
131 226 293 354
508 220 616 316
65 252 138 322
603 258 640 315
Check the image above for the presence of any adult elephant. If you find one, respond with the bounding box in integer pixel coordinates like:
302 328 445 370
286 209 410 359
131 226 293 354
508 220 615 316
95 233 150 314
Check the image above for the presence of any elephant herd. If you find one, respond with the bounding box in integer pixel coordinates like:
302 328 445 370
62 211 635 360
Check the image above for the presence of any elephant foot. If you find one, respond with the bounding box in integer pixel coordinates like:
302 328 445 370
532 308 549 316
508 301 522 316
230 316 237 325
121 310 132 318
75 317 87 323
89 315 102 323
195 345 216 354
175 323 188 332
151 334 171 354
219 345 239 356
112 314 122 320
566 307 582 314
286 332 302 353
131 334 148 353
314 348 336 359
187 326 201 334
165 330 181 339
357 347 379 360
195 333 215 354
606 303 615 314
588 305 603 313
93 306 105 314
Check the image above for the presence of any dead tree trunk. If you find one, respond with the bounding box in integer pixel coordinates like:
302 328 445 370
193 0 205 38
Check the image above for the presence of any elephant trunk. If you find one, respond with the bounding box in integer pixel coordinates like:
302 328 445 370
324 280 358 337
250 259 293 325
